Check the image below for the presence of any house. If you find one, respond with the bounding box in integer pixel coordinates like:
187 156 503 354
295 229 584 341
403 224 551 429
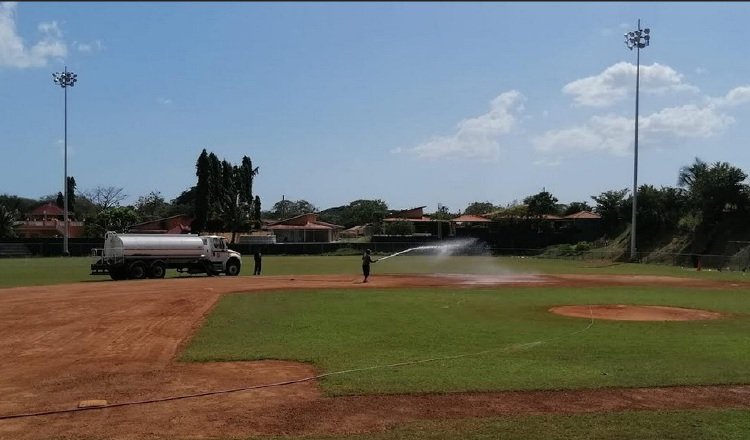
14 202 84 238
128 214 193 234
383 206 454 238
264 213 343 243
340 224 373 239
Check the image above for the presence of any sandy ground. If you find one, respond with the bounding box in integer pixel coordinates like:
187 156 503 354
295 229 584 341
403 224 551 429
0 273 749 439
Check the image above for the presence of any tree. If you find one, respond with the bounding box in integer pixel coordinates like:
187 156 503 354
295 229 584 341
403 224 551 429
81 186 127 211
346 199 388 228
563 201 593 216
66 176 77 214
591 189 629 233
84 206 141 238
270 199 316 219
464 201 495 216
193 149 211 232
523 190 559 218
168 186 196 217
253 195 261 229
0 204 18 238
678 157 749 226
55 192 64 209
383 220 415 236
430 204 453 220
135 191 170 221
207 152 222 221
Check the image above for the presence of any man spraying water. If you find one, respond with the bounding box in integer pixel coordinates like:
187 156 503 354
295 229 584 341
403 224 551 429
362 249 378 283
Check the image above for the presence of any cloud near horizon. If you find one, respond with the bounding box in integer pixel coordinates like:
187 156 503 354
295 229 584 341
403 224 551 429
563 62 698 107
395 90 525 160
0 2 67 68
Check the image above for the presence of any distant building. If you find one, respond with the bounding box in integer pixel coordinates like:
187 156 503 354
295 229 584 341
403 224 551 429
383 206 454 238
265 213 343 243
14 202 84 238
128 214 193 234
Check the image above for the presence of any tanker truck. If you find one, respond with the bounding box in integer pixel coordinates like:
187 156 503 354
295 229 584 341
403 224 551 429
91 232 242 280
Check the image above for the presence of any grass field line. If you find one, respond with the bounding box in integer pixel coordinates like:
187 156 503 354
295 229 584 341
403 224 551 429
0 307 596 421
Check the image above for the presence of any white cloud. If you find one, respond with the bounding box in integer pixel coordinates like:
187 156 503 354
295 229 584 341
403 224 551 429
397 91 525 160
533 102 735 156
157 97 172 105
709 86 750 108
695 67 709 75
76 39 103 53
37 21 61 38
0 2 67 68
562 62 698 107
643 104 733 137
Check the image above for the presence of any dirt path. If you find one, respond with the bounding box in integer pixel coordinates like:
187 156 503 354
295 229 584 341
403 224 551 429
0 273 748 439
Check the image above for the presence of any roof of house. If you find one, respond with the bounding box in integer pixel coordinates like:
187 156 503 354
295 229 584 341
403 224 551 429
129 214 193 229
451 214 492 223
30 203 65 217
386 206 427 220
265 213 343 230
565 211 602 219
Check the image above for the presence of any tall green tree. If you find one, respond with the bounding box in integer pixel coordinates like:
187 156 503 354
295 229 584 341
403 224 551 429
55 192 64 209
524 190 559 218
678 157 749 225
194 149 211 232
66 176 77 214
253 195 261 229
592 189 629 233
207 152 222 222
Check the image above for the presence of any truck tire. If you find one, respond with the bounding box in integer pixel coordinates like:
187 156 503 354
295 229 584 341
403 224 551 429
225 259 241 276
110 266 128 281
129 261 147 280
149 261 166 279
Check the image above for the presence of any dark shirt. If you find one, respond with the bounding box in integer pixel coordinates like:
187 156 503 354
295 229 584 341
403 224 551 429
362 254 374 266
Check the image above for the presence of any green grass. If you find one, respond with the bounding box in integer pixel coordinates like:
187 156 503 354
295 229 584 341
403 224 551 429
181 286 750 395
1 254 747 288
256 409 750 440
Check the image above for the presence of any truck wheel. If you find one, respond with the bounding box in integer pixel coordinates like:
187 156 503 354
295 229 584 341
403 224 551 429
129 261 147 280
149 261 166 279
110 267 128 281
225 260 241 276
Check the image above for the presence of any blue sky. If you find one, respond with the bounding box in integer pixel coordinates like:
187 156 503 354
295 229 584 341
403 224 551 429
2 2 750 213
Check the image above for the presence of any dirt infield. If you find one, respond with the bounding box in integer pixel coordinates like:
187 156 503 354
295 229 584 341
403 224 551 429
550 304 725 321
0 273 749 439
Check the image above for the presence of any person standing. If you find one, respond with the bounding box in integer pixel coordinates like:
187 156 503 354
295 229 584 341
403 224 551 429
253 250 262 275
362 249 377 283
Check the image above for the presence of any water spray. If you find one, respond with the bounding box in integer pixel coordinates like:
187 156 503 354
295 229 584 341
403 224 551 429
376 238 480 262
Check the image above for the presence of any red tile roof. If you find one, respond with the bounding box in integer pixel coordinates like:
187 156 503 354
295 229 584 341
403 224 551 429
565 211 601 219
30 203 65 217
451 214 491 223
265 213 343 230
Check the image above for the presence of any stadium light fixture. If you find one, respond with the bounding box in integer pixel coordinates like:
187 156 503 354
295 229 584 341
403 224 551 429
52 66 77 257
624 20 650 262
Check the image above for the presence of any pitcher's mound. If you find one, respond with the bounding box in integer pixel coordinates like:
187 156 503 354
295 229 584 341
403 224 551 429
550 304 723 321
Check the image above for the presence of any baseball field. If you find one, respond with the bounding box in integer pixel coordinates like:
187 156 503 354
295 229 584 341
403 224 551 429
0 254 749 439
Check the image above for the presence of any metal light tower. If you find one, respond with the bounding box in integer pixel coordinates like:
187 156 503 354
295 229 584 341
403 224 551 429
624 20 650 262
52 67 78 257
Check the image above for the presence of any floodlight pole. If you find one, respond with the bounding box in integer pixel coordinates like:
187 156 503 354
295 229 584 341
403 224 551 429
625 20 650 262
53 66 77 257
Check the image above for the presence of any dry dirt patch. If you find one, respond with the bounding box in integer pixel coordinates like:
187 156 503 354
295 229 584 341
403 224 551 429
550 304 724 321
